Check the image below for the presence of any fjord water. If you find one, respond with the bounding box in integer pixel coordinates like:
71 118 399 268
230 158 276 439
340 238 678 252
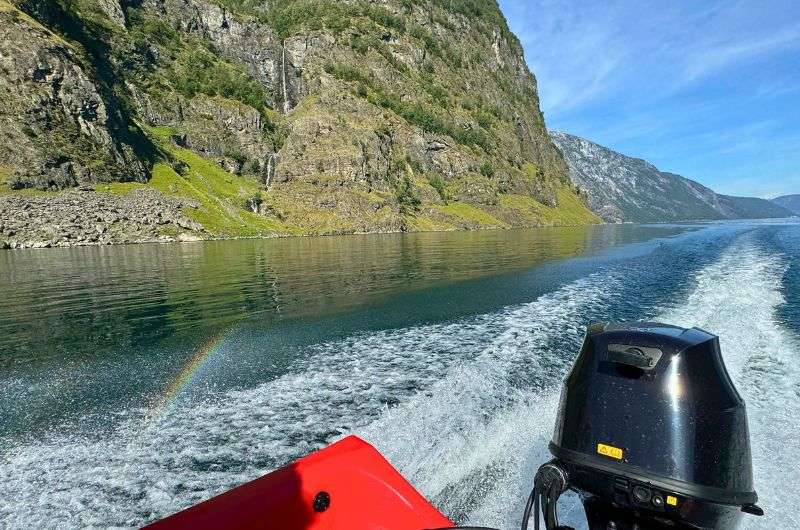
1 221 799 529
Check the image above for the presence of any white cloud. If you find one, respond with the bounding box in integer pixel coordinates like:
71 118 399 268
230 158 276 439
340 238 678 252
500 0 632 116
498 0 800 197
677 22 800 86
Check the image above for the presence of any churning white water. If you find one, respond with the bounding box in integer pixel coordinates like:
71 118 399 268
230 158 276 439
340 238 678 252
1 232 797 529
657 240 800 529
359 237 799 529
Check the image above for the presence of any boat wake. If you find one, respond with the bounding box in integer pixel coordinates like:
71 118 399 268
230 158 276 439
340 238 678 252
0 270 625 528
359 235 799 529
0 232 797 529
657 239 800 529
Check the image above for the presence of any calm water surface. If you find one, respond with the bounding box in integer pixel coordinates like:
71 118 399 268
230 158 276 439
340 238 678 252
1 221 798 529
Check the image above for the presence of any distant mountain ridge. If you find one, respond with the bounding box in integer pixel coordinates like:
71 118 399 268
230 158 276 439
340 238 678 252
772 195 800 214
550 132 793 223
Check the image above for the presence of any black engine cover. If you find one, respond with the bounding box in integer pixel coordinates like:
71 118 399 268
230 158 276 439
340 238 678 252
550 322 758 512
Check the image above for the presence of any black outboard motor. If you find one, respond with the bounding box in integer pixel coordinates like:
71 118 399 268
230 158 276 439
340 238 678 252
524 322 763 530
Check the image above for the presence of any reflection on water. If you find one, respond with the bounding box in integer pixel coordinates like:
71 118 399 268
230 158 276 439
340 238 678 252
0 224 684 440
0 225 681 364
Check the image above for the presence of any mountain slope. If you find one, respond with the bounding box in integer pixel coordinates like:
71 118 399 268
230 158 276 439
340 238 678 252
717 194 793 219
550 131 792 223
0 0 598 248
772 195 800 214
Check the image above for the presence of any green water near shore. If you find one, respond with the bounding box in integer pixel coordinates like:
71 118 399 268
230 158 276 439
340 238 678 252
1 224 682 439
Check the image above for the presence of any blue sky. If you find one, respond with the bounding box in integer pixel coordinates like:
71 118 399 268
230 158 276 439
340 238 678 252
498 0 800 198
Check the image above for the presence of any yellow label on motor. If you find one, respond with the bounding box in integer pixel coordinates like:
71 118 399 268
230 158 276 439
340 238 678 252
597 443 624 460
666 495 678 506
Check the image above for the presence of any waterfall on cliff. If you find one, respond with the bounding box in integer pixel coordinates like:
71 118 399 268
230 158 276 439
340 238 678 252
264 153 276 187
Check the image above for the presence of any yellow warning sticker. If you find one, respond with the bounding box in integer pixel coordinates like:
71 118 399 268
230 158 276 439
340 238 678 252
597 443 624 460
666 495 678 506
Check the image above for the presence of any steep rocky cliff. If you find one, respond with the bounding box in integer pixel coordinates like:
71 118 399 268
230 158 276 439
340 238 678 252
0 0 152 189
0 0 598 247
551 131 792 223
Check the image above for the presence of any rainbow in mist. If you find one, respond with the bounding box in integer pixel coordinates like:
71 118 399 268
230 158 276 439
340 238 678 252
150 329 229 416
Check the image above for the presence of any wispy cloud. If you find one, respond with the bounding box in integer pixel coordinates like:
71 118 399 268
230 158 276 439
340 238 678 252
677 22 800 86
499 0 800 197
501 0 800 114
500 0 632 116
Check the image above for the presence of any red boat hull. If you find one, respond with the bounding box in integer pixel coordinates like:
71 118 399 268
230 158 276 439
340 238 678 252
145 435 453 530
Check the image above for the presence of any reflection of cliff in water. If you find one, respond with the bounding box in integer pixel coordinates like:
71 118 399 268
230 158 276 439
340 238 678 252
0 225 687 439
0 225 685 364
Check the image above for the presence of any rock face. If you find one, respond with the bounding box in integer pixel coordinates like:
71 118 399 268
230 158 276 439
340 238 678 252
0 1 150 190
772 195 800 215
141 92 273 175
0 0 597 247
133 0 573 205
551 131 793 222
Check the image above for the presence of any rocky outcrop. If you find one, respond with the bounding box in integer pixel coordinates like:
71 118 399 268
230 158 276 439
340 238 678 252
139 91 273 176
0 188 203 248
96 0 124 26
552 131 794 222
0 1 148 190
142 0 287 108
124 0 580 218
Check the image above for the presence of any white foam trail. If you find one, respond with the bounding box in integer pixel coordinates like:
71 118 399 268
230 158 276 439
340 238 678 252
657 239 800 530
356 236 799 529
355 275 624 528
353 289 612 527
0 271 621 529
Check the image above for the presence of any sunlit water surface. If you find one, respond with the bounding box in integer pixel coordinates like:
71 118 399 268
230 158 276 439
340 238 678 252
1 221 798 529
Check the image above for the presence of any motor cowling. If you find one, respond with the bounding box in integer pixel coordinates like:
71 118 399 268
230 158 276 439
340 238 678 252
544 322 762 530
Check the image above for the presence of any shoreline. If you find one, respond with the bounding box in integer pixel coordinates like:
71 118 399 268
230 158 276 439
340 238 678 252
0 185 603 251
0 220 602 251
4 192 794 251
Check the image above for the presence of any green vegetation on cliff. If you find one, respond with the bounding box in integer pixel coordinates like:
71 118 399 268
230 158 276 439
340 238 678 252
1 0 599 242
